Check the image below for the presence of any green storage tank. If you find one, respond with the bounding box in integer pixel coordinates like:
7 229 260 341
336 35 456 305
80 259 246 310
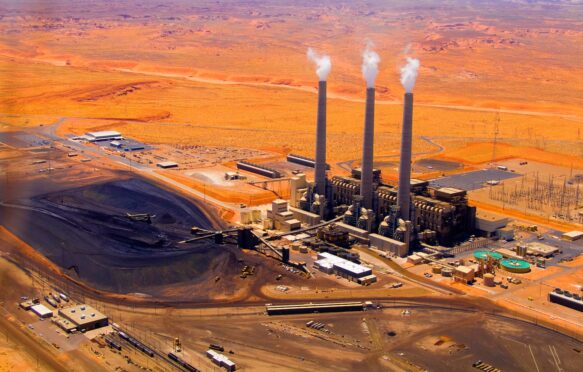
474 250 503 262
500 258 530 273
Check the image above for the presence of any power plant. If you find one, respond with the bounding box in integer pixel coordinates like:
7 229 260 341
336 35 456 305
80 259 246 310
4 2 583 370
293 52 476 255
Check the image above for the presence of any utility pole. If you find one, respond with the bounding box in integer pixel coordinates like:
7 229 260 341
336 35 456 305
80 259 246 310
491 112 500 167
47 141 52 174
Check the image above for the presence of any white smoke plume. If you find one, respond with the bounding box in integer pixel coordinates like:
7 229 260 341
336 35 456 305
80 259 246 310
400 57 420 93
361 42 380 88
307 48 331 81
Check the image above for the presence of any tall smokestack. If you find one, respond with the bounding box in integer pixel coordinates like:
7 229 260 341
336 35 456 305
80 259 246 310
359 43 380 209
397 57 420 220
360 87 375 209
314 80 327 195
397 92 413 220
307 48 331 195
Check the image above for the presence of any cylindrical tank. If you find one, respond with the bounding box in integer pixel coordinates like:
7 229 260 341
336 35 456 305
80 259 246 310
291 242 301 251
500 258 531 273
299 246 309 254
432 265 442 274
483 273 495 287
516 244 527 257
474 250 503 262
441 268 453 277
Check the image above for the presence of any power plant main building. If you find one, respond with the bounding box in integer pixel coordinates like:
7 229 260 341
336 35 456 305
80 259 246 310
290 54 476 255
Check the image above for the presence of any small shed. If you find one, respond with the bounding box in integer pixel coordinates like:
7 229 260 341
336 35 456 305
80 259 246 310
156 161 178 169
31 304 53 318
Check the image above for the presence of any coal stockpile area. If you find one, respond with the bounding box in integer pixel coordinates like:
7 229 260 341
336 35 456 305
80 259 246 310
0 178 238 294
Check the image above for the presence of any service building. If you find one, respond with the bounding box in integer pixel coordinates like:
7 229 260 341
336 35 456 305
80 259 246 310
85 131 122 142
58 304 108 332
156 161 179 169
31 304 53 319
314 252 373 281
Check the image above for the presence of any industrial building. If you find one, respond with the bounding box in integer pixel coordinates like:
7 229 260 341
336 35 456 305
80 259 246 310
19 298 39 310
369 233 408 257
288 75 476 256
239 208 261 224
85 130 122 142
206 349 236 371
496 247 525 260
291 175 475 248
475 210 509 237
289 206 321 226
526 242 559 257
31 304 53 319
265 199 301 232
453 265 475 284
549 288 583 312
314 252 373 282
237 161 281 179
156 161 178 169
287 153 329 170
58 304 108 332
497 226 515 241
53 316 77 333
124 144 145 151
265 301 367 315
562 230 583 241
224 171 246 181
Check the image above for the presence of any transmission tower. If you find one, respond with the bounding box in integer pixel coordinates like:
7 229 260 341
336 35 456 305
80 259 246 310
491 112 500 167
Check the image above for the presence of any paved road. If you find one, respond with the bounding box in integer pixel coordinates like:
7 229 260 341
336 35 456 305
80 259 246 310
354 246 464 296
0 311 75 372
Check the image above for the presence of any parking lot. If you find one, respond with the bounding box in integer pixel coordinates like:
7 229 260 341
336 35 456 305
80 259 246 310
0 132 49 148
430 169 521 191
29 319 87 352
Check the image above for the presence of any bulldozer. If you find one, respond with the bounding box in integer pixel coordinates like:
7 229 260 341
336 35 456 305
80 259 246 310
126 213 155 224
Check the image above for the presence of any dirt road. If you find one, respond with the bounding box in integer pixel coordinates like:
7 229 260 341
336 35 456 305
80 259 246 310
0 313 67 371
114 67 583 122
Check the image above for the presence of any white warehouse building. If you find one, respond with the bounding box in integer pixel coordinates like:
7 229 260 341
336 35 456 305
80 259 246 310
314 252 374 283
85 131 122 142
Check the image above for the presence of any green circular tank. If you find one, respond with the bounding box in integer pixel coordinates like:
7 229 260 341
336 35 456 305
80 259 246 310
474 250 503 262
500 258 531 273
